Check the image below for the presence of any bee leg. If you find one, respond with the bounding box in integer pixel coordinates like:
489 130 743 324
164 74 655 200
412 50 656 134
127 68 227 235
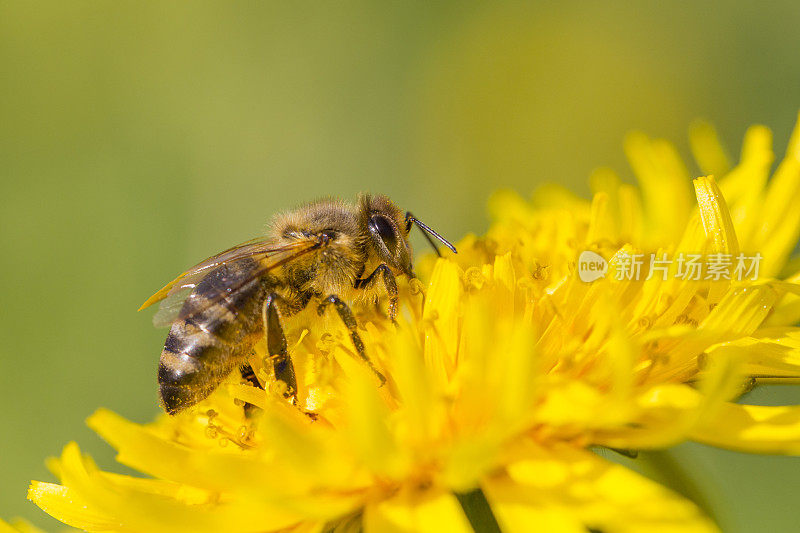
355 264 399 324
238 363 262 417
318 295 387 384
262 293 298 402
240 362 262 389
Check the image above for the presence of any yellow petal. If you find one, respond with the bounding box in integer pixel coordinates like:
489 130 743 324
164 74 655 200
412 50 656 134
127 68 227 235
716 124 772 212
693 176 739 256
487 189 536 225
487 497 587 533
618 183 644 243
28 479 121 532
595 348 743 450
531 183 591 213
341 357 405 478
31 442 336 532
764 292 800 329
363 492 472 533
422 258 462 381
693 176 740 304
751 112 800 277
715 125 773 254
388 325 442 446
586 191 613 245
691 403 800 454
88 409 278 493
487 445 718 533
700 284 777 337
625 131 693 245
689 120 731 178
713 331 800 378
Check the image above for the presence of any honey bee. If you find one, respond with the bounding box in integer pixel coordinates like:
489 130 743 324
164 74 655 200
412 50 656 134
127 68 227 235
140 194 456 414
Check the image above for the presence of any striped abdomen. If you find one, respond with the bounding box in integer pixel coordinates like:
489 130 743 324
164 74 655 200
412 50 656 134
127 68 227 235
158 258 268 414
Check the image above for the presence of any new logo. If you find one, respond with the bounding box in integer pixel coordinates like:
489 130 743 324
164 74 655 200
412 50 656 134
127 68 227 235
577 250 608 282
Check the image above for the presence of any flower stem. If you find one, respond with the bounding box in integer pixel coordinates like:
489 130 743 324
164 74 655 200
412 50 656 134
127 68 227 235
455 488 502 533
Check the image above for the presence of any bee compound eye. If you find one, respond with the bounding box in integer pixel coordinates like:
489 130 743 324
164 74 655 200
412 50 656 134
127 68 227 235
369 215 398 252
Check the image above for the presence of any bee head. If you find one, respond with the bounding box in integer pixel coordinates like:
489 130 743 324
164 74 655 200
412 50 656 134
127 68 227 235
359 194 414 277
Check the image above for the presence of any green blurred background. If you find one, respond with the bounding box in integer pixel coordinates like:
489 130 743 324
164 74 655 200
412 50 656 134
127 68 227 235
1 1 799 531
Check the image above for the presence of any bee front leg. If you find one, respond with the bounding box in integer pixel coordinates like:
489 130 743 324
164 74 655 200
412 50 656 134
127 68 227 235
318 295 387 384
355 264 399 323
262 293 298 402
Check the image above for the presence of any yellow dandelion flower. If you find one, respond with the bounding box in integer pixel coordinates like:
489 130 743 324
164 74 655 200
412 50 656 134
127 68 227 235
12 114 800 533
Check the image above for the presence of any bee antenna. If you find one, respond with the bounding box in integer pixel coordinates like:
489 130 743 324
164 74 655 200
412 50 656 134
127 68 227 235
405 212 458 256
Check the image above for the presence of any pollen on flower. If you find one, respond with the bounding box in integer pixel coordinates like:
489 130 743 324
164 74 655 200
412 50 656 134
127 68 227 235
14 114 800 533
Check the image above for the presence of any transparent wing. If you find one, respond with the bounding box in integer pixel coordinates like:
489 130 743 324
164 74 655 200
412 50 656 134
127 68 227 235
140 235 281 311
140 237 320 328
151 283 195 328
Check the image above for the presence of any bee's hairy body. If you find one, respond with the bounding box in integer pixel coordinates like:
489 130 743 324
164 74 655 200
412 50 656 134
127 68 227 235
158 195 417 414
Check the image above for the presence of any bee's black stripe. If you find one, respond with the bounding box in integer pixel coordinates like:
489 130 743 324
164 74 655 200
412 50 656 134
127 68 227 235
163 322 220 356
184 310 237 343
159 324 235 415
159 258 271 414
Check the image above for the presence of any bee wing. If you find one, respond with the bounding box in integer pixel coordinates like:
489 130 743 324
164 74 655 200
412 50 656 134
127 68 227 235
139 236 280 311
140 237 320 328
150 278 200 328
